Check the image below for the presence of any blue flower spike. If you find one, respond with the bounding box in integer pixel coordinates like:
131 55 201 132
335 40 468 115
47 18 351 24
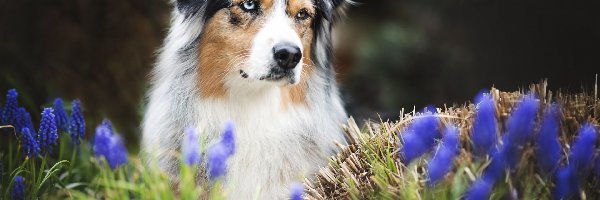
11 175 25 200
207 121 237 181
221 121 236 156
16 108 35 135
502 95 539 169
553 166 578 199
464 178 494 200
290 182 305 200
182 127 202 166
471 92 498 157
1 89 19 126
69 100 85 145
427 124 460 186
568 123 597 172
38 108 58 152
207 143 228 180
399 113 441 164
93 121 128 169
553 123 597 199
535 104 562 175
20 127 40 158
53 98 69 133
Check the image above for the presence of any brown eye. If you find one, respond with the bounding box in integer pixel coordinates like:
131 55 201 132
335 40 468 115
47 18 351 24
295 9 311 21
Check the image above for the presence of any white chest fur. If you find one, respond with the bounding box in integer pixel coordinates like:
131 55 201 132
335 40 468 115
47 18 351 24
196 86 342 199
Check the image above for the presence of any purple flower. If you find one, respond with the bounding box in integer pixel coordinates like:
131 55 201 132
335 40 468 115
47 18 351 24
471 92 498 157
399 114 441 164
502 95 539 169
221 121 236 156
69 100 85 145
552 123 597 199
207 143 228 180
101 119 113 132
290 183 305 200
93 122 128 169
481 145 507 183
427 124 460 186
535 104 562 175
11 175 25 200
37 108 58 152
1 89 19 126
464 178 493 200
20 127 40 158
568 123 597 172
207 122 237 180
553 166 578 199
52 98 69 133
182 127 202 166
16 108 35 135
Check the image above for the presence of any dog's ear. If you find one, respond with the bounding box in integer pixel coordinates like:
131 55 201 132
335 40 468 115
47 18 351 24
316 0 352 22
176 0 230 19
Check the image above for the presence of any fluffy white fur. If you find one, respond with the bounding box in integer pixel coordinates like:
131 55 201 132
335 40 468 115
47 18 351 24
142 0 348 199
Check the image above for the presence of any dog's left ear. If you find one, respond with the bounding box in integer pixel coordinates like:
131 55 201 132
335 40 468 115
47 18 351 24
176 0 230 19
317 0 352 22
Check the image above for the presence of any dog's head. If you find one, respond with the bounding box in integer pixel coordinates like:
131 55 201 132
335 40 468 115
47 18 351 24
173 0 349 98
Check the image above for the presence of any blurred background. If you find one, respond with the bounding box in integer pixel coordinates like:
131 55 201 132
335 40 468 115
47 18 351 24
1 0 598 149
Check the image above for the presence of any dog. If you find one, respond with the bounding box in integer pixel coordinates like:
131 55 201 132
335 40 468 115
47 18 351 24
142 0 350 198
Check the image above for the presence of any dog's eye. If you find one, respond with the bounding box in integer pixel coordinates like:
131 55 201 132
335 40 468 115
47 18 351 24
295 9 311 21
241 0 259 12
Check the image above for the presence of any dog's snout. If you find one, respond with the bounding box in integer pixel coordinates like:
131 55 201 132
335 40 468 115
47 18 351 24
273 43 301 70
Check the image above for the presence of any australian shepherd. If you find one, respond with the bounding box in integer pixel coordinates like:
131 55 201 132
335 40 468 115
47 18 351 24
142 0 350 198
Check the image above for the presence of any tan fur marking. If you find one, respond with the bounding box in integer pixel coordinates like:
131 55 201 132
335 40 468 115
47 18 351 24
198 4 264 98
198 0 314 106
281 0 315 107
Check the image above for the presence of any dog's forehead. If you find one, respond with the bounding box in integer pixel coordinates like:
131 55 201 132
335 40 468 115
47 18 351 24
230 0 315 11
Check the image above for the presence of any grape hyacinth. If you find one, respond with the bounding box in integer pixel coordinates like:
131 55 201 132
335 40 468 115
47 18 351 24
16 108 35 135
69 100 85 145
207 122 237 180
1 89 19 126
464 178 494 200
568 123 597 172
471 92 498 157
221 121 236 156
101 119 113 132
182 127 202 166
553 123 597 199
11 175 25 200
37 108 58 152
20 128 40 158
501 95 539 169
427 124 460 186
399 113 441 164
535 104 562 175
553 166 578 199
93 121 128 169
53 98 69 133
207 143 228 180
290 183 305 200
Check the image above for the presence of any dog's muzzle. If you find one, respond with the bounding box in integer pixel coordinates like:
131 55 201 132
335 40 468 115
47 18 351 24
255 43 302 82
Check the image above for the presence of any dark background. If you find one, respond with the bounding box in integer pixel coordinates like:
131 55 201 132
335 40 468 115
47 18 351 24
1 0 598 149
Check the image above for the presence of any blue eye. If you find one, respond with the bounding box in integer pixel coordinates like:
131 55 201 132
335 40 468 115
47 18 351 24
241 0 258 12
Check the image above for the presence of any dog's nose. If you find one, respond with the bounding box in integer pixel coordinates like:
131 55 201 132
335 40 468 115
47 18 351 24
273 43 302 70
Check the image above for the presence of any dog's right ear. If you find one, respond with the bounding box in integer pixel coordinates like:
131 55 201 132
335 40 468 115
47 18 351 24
316 0 352 23
176 0 230 19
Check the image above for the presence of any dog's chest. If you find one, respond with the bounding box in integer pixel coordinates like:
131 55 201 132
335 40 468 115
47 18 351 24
195 90 326 198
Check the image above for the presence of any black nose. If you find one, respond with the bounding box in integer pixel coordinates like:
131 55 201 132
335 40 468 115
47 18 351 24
273 43 302 70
